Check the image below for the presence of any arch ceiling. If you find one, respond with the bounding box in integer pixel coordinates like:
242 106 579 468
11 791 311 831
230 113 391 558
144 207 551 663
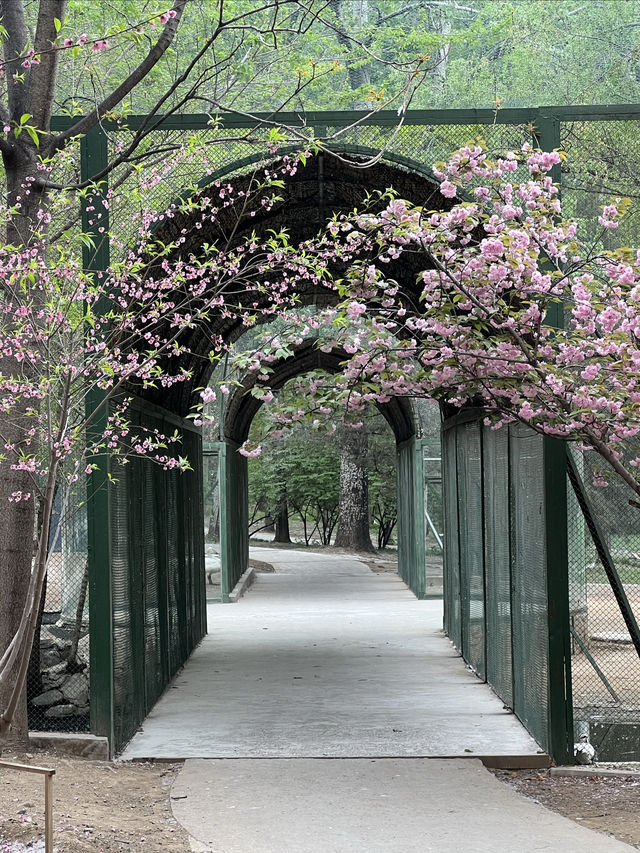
224 339 416 445
144 152 451 417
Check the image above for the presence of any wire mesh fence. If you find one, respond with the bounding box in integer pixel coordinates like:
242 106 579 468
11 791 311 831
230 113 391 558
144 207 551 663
443 416 552 754
568 447 640 761
28 489 90 734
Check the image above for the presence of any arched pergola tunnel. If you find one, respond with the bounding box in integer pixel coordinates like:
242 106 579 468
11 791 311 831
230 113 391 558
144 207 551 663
73 108 610 765
211 340 427 601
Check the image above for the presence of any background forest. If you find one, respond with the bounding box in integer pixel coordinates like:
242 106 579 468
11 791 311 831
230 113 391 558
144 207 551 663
53 1 640 115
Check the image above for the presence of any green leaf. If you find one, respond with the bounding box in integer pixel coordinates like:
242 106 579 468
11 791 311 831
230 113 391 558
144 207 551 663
26 126 39 146
20 114 31 125
53 17 62 33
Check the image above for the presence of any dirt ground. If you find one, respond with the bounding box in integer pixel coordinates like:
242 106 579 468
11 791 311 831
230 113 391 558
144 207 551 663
0 752 191 853
2 752 640 852
494 767 640 850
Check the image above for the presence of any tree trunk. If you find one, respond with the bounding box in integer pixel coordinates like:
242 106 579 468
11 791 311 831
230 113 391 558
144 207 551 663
335 425 374 552
429 6 451 97
0 156 49 747
274 497 291 543
0 361 38 747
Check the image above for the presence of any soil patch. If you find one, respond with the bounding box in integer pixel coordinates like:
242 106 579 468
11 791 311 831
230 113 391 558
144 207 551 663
0 751 190 853
493 767 640 849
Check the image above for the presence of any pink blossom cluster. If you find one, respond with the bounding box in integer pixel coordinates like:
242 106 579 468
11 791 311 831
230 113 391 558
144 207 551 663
234 143 640 497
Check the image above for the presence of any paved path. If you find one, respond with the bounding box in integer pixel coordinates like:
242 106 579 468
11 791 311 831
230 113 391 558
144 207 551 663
122 548 541 760
122 549 636 852
173 758 636 853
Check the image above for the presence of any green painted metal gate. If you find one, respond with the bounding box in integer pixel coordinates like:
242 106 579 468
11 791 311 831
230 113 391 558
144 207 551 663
442 412 572 762
88 399 206 753
397 437 427 599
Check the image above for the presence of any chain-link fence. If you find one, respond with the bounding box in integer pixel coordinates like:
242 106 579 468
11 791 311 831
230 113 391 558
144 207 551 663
568 448 640 761
28 488 90 734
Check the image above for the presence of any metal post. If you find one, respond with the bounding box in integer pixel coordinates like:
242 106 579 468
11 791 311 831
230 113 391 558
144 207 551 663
219 442 230 602
543 436 574 764
81 126 114 751
414 439 426 599
532 111 563 329
533 110 574 763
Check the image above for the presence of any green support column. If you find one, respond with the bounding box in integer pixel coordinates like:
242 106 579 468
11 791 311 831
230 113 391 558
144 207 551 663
535 110 574 763
81 126 114 749
218 442 229 602
543 436 574 764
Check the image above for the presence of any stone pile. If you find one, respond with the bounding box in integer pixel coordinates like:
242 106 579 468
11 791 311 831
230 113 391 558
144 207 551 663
30 630 90 721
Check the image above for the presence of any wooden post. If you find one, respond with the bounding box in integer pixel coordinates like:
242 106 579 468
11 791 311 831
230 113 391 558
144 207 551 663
0 760 55 853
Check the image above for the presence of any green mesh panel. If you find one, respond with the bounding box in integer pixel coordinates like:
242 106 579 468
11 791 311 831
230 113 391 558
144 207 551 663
111 460 144 750
109 399 206 753
456 420 485 679
442 425 461 649
483 425 513 707
509 423 549 752
396 438 426 599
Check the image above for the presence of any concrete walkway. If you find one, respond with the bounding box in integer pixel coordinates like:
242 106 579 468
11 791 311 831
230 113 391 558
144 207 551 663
172 758 636 853
122 548 542 760
122 549 637 852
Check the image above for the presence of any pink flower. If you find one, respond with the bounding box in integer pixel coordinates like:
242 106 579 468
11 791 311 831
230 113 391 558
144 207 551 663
239 444 262 458
480 238 505 260
440 180 457 198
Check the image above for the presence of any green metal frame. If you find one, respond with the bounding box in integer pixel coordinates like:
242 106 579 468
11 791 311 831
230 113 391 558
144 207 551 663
75 103 640 759
543 438 573 765
82 126 114 749
396 437 427 599
57 103 640 137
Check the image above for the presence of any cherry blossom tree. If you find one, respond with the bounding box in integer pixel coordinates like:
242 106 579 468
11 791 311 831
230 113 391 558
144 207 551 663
239 143 640 506
0 0 436 744
0 149 337 744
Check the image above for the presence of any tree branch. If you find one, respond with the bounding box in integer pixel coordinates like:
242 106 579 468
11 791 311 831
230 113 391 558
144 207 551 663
27 0 68 130
0 0 29 119
45 0 188 155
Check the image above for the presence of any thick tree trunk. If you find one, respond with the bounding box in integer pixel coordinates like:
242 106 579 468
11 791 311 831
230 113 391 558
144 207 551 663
274 498 291 544
0 454 34 748
335 425 374 552
0 159 48 748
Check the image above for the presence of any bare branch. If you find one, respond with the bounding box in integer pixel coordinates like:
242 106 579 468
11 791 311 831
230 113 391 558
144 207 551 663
0 0 29 119
27 0 68 130
45 0 188 155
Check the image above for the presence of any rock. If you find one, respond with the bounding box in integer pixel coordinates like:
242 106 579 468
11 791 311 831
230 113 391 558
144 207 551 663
44 661 67 676
41 661 68 690
77 635 90 664
31 689 64 708
40 648 63 668
62 673 89 707
44 703 77 718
